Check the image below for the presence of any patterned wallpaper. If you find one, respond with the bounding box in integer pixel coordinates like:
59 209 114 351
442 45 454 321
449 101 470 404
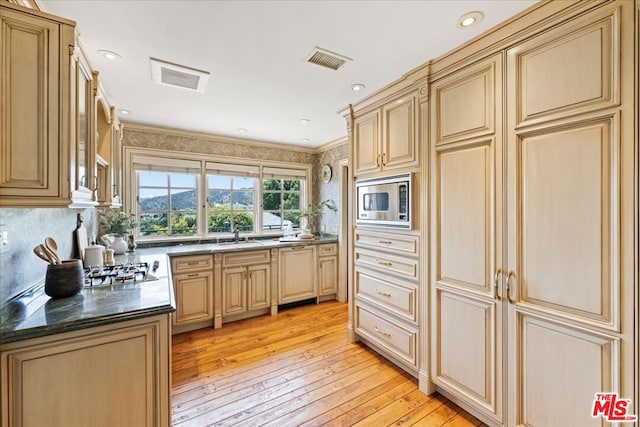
314 143 349 235
125 128 316 164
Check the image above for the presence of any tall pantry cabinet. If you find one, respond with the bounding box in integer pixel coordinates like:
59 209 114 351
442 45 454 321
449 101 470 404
345 72 432 392
429 1 637 426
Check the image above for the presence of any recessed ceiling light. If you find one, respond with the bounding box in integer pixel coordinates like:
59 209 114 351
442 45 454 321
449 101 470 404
238 128 247 133
118 109 130 115
300 119 311 124
457 11 484 28
351 83 365 92
98 49 121 60
301 138 310 143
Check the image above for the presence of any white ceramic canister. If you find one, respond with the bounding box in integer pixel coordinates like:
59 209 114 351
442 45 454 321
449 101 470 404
84 244 105 267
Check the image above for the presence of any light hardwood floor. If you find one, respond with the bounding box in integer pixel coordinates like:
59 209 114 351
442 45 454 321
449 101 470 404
172 300 485 426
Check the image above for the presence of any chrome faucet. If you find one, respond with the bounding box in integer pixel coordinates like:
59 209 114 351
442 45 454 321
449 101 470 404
233 227 240 242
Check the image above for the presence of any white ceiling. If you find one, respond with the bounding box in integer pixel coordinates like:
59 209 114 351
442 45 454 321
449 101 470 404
39 0 536 148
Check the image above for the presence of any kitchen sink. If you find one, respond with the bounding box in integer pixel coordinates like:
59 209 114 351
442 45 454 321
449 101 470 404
217 240 264 247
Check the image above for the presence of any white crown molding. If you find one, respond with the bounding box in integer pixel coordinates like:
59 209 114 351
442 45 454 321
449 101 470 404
316 136 348 153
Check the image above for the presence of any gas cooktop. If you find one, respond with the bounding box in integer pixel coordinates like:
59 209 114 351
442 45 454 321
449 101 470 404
83 262 150 287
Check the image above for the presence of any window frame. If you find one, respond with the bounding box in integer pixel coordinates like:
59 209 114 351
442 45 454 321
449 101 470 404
123 147 312 243
137 170 200 237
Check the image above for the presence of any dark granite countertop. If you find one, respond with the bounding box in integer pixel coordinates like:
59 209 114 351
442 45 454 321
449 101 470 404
0 251 175 344
0 236 338 345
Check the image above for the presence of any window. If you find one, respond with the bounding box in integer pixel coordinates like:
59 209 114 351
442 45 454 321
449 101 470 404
126 148 310 241
262 178 302 231
207 175 255 233
138 171 198 236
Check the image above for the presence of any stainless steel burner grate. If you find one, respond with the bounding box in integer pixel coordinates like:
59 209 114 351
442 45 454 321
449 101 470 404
84 262 149 287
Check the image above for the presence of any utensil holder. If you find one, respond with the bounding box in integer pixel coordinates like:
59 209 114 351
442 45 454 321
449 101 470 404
45 259 84 298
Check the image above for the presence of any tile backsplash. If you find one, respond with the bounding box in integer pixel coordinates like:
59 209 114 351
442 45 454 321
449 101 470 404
0 208 97 303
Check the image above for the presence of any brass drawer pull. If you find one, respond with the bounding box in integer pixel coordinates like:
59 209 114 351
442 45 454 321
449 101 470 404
374 288 392 297
187 273 199 278
374 327 391 338
377 240 393 245
376 259 392 267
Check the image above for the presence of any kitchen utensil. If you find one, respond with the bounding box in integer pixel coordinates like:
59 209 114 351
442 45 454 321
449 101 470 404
44 259 83 298
43 237 61 264
33 245 54 264
44 236 60 259
41 244 60 264
74 213 88 263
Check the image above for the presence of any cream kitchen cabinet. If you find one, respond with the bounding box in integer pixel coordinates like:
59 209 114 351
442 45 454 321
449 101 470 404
278 245 316 304
504 3 635 425
353 93 419 176
430 52 504 425
221 250 271 322
0 3 96 207
171 254 214 332
430 2 636 426
0 314 171 427
317 243 338 299
354 229 420 375
95 76 123 208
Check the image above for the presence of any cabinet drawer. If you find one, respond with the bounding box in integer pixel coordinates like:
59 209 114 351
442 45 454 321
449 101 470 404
223 249 270 267
355 229 418 256
355 303 417 367
318 243 337 256
355 268 416 323
172 254 213 273
355 248 418 281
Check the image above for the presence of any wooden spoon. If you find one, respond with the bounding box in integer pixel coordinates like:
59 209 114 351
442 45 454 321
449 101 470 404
34 245 55 264
44 237 61 263
40 244 59 265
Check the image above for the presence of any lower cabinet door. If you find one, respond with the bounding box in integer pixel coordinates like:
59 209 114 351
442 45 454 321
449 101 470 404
278 246 316 303
318 256 338 296
222 266 247 316
432 286 503 424
248 264 270 310
0 316 170 427
173 271 214 325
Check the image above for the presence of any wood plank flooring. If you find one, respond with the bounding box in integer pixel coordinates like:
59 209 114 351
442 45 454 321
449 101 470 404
172 300 485 426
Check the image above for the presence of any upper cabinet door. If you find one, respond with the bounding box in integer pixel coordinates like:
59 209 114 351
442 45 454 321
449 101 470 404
353 92 419 177
0 6 73 205
353 110 380 175
507 7 618 128
431 57 497 146
382 95 418 172
69 46 97 207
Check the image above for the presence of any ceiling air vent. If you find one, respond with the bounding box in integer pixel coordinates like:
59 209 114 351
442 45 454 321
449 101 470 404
305 47 352 71
150 57 210 93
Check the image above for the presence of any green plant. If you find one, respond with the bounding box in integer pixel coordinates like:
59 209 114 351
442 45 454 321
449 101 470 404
99 209 137 236
297 199 337 229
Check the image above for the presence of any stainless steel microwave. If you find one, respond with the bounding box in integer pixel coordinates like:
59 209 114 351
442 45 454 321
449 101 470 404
356 173 411 228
